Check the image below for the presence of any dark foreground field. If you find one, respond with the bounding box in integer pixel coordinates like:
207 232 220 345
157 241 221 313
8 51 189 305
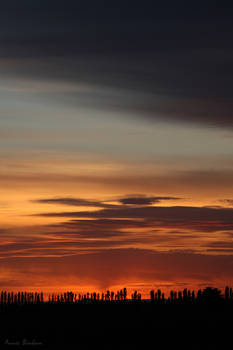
0 301 232 349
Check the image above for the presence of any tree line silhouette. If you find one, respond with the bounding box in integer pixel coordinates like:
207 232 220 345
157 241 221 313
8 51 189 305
0 286 232 305
0 286 232 348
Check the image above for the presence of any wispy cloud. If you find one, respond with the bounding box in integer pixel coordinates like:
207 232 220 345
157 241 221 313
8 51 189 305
118 195 180 205
220 199 233 206
34 195 181 208
34 197 116 209
34 205 233 233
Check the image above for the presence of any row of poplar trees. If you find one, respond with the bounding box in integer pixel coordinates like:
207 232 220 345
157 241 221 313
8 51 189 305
0 286 232 304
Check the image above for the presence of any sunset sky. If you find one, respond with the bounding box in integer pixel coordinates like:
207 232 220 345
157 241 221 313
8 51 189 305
0 1 233 297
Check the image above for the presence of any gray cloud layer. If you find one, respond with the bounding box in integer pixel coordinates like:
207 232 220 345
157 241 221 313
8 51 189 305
1 1 233 129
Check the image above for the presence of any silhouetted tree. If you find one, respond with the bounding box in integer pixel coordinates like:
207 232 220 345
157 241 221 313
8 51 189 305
183 288 187 302
105 291 110 301
162 293 165 302
201 287 223 304
225 286 229 299
123 288 127 300
170 290 174 303
197 289 202 301
132 291 138 300
150 290 155 302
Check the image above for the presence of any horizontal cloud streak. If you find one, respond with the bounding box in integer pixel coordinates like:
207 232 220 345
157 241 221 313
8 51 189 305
35 205 233 233
118 195 180 205
221 199 233 206
34 195 181 208
2 169 233 195
34 197 116 209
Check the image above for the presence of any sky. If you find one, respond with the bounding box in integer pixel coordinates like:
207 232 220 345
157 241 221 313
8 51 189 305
0 1 233 297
